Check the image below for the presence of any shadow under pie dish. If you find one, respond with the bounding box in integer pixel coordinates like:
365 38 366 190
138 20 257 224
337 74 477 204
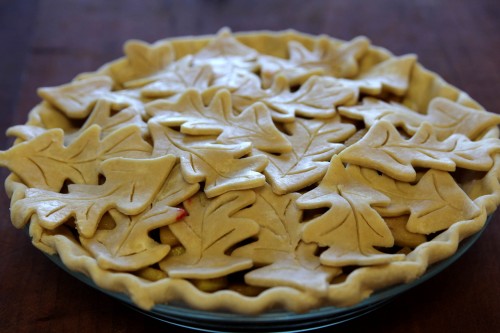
1 28 500 325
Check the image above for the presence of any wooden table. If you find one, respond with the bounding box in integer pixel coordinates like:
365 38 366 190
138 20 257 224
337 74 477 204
1 0 499 332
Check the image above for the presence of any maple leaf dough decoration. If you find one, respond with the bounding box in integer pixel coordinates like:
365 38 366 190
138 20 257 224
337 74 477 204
339 120 500 182
81 164 200 271
0 125 152 191
10 155 176 238
159 190 260 279
345 164 481 234
232 185 341 294
296 155 405 266
264 116 356 195
149 121 268 198
146 89 291 154
339 97 500 140
259 35 370 88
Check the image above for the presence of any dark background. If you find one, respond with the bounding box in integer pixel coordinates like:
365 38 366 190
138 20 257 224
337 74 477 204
1 0 499 332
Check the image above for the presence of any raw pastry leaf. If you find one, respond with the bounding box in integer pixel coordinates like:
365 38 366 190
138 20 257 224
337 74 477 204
149 121 268 197
0 125 152 191
65 100 148 143
110 40 175 84
349 166 481 234
259 36 370 87
147 89 291 153
81 164 199 271
352 54 417 96
193 28 259 76
233 185 340 293
11 155 176 238
264 116 356 194
134 60 214 98
232 75 357 122
339 97 500 140
339 120 500 182
296 155 404 266
160 190 260 279
38 76 113 118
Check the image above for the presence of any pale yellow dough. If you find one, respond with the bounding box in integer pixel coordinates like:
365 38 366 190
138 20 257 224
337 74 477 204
1 28 499 314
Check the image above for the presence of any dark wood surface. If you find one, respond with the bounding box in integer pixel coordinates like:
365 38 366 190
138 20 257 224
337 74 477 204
1 1 500 332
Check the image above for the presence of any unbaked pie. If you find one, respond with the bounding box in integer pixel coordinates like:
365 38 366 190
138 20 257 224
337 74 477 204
1 28 500 314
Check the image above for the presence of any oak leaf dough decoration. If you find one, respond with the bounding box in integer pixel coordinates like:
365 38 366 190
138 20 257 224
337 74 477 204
335 54 417 97
11 155 177 238
64 100 148 143
264 116 356 194
147 89 291 153
38 76 114 118
233 185 340 294
81 164 200 271
296 155 404 266
149 121 268 198
259 36 370 87
339 120 500 182
192 28 259 77
348 166 481 234
339 97 500 140
159 190 260 279
109 40 175 85
0 125 152 191
231 74 357 122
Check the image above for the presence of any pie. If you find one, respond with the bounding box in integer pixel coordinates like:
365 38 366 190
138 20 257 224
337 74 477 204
1 28 500 314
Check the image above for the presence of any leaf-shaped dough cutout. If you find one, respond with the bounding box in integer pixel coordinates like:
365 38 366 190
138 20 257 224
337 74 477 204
232 75 357 122
348 166 481 234
259 36 370 87
0 125 152 191
339 97 500 140
64 100 148 143
147 89 291 153
140 63 213 98
384 216 427 248
81 164 199 271
38 76 113 118
352 54 417 96
109 40 175 85
264 116 356 194
149 121 268 197
296 156 404 266
159 190 260 279
232 185 340 294
339 121 500 182
193 28 259 76
11 155 176 238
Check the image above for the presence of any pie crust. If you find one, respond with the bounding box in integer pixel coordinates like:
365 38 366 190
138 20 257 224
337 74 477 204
1 28 500 314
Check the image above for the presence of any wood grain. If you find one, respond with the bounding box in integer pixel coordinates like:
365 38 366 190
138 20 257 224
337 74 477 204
1 1 499 332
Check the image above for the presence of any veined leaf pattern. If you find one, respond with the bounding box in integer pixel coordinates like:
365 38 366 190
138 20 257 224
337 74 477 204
160 190 260 279
81 164 199 271
340 120 500 182
265 116 356 194
11 156 176 238
340 97 500 140
232 74 357 122
259 36 370 87
296 155 404 266
0 125 152 191
147 89 291 153
348 165 481 234
149 121 268 198
233 185 340 294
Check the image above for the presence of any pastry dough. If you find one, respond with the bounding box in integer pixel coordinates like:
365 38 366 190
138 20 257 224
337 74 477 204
1 28 499 314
